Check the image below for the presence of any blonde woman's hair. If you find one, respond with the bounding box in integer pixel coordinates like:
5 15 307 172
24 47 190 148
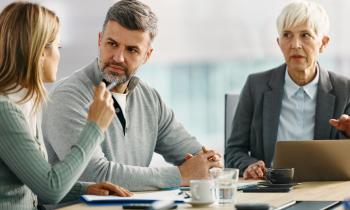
276 0 330 39
0 1 60 111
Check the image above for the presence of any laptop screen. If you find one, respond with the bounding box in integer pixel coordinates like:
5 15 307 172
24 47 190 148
273 140 350 181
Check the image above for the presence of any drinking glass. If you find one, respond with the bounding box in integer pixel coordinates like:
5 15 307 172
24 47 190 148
210 168 239 204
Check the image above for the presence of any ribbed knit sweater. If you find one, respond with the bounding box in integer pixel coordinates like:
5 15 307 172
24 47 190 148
0 96 104 210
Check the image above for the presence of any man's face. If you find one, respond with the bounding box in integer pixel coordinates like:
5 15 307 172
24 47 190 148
98 20 153 88
277 22 329 74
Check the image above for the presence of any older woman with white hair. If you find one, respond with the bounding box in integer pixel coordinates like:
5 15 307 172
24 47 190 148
225 0 350 180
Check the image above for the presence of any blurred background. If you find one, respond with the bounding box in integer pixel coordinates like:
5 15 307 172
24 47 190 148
1 0 350 164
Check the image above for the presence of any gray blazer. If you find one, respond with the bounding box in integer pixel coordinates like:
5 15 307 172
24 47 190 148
225 64 350 173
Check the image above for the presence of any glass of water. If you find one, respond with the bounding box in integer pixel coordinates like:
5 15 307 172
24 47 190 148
210 168 239 204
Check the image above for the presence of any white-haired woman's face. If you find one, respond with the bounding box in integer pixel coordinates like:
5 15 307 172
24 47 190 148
277 22 329 75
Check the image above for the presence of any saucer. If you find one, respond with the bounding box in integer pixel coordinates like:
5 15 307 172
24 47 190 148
258 181 298 188
185 199 215 207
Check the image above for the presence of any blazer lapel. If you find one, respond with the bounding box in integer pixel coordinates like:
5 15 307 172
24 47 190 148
314 67 335 139
263 65 285 166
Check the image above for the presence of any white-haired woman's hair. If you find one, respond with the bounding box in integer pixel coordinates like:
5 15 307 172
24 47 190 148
276 0 330 38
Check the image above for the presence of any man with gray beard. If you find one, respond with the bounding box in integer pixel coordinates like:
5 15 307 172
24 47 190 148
42 0 221 191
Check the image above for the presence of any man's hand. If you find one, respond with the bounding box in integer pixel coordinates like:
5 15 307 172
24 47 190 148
200 146 222 161
243 160 266 180
184 146 222 162
86 182 133 197
178 150 223 186
329 114 350 137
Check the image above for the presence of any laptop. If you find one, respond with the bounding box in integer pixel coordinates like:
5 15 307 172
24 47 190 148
273 140 350 182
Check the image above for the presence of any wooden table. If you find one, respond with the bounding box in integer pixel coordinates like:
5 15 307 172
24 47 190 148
58 181 350 209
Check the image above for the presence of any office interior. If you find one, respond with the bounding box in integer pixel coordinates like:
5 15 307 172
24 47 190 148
2 0 350 166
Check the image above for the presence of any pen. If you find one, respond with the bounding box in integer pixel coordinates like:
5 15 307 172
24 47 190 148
84 80 118 109
106 80 118 91
274 200 297 210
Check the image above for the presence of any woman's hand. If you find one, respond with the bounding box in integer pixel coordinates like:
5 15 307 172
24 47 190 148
243 160 266 180
86 182 133 197
329 114 350 137
87 82 115 131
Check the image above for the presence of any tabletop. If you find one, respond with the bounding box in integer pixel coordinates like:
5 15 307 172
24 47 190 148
57 181 350 210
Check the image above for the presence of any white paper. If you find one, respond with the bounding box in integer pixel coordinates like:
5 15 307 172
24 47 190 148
82 189 184 202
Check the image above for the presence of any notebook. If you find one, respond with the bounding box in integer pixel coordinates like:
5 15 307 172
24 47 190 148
273 140 350 182
81 189 185 205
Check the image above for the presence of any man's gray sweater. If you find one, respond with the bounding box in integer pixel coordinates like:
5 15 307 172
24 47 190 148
42 59 202 191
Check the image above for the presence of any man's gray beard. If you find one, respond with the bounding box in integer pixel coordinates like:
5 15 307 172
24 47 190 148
102 70 128 86
98 55 128 86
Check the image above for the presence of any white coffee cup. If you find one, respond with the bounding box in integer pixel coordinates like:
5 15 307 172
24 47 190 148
190 179 215 203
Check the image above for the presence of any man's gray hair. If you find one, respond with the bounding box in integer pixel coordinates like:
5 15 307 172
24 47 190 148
103 0 158 41
276 0 330 38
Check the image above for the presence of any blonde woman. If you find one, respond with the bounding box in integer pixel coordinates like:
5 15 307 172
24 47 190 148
0 2 131 210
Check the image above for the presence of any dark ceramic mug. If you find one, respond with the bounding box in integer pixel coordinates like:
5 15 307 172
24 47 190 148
265 168 294 184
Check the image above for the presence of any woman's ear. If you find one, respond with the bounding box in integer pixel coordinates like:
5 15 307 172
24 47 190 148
320 36 330 53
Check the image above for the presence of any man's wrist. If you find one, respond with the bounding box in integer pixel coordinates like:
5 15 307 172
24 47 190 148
177 166 189 186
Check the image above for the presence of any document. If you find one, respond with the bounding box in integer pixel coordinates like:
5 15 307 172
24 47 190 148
237 180 260 190
81 189 185 205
